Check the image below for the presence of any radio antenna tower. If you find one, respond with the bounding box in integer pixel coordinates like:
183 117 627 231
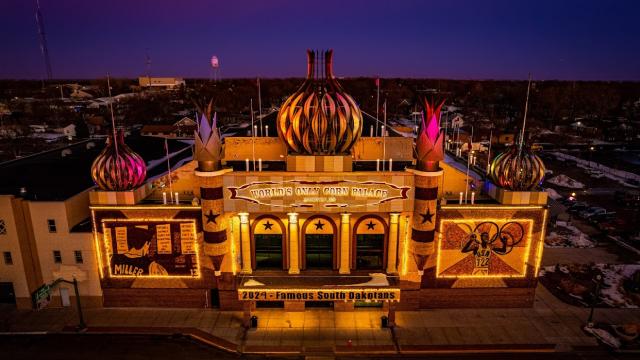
35 0 53 81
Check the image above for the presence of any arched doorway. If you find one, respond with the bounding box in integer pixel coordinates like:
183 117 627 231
352 215 387 270
302 215 337 270
251 216 287 270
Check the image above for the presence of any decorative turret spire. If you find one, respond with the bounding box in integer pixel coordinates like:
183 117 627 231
277 50 362 155
489 75 545 191
194 100 222 172
415 99 445 171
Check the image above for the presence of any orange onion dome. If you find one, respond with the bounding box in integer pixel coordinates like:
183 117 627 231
91 129 147 191
277 49 362 155
489 144 545 191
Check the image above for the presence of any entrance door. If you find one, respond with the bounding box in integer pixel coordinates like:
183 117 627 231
0 282 16 304
252 217 286 270
356 234 385 269
60 288 70 307
354 216 387 270
254 234 283 269
305 234 333 269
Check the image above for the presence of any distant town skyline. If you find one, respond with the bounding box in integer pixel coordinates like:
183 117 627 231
1 0 639 80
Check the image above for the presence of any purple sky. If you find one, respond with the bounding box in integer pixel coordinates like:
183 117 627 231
1 0 639 80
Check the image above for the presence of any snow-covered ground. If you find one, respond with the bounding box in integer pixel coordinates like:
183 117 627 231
598 264 640 308
544 187 562 200
552 152 640 188
546 221 594 248
540 264 640 308
546 174 585 189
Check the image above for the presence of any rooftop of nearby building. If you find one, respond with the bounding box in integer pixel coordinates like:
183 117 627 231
0 133 192 201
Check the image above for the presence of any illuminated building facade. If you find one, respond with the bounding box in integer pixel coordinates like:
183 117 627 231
89 50 548 316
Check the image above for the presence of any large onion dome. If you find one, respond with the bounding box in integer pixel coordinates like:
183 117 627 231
91 129 147 191
277 50 362 155
489 144 545 191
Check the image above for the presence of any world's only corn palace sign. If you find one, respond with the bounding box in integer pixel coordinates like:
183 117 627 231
227 179 411 210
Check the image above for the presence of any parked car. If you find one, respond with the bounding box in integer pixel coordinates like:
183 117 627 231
589 212 617 224
579 207 607 219
567 202 589 214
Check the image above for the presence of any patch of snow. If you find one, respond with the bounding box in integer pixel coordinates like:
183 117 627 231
541 264 640 309
597 264 640 309
243 279 265 287
584 327 621 349
546 174 585 189
544 187 562 200
546 221 594 248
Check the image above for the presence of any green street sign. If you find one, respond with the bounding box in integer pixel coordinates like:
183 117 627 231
32 283 52 310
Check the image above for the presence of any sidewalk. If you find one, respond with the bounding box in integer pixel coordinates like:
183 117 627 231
2 284 639 354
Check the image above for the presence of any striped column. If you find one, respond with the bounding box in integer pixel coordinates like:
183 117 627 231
198 172 228 275
410 169 443 278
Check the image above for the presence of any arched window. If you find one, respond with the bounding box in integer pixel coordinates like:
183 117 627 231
302 215 337 270
352 216 387 270
251 216 287 270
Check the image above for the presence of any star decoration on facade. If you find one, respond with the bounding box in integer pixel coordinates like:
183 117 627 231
314 220 325 230
366 220 376 230
263 221 274 231
205 210 219 224
420 209 434 224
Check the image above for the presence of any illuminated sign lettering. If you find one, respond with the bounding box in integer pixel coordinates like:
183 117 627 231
228 180 409 209
237 288 400 302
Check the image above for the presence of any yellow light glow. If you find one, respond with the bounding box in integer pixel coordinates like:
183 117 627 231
237 288 401 302
436 218 535 279
100 218 202 279
442 205 545 210
90 205 201 210
229 217 237 275
533 209 549 276
90 209 105 279
401 215 410 276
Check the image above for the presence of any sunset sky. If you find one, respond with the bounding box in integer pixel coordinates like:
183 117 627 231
1 0 639 80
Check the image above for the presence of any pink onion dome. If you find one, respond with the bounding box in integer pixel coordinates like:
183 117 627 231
489 144 545 191
91 129 147 191
277 49 363 155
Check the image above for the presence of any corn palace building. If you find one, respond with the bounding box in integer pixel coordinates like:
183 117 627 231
89 50 549 319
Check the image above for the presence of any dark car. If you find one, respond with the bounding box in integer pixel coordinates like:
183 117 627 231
567 202 589 214
589 212 617 224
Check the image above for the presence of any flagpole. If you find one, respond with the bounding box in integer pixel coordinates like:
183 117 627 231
165 137 173 202
376 77 380 137
487 128 493 174
250 98 256 170
383 99 387 170
106 74 118 154
464 126 473 203
257 78 263 137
